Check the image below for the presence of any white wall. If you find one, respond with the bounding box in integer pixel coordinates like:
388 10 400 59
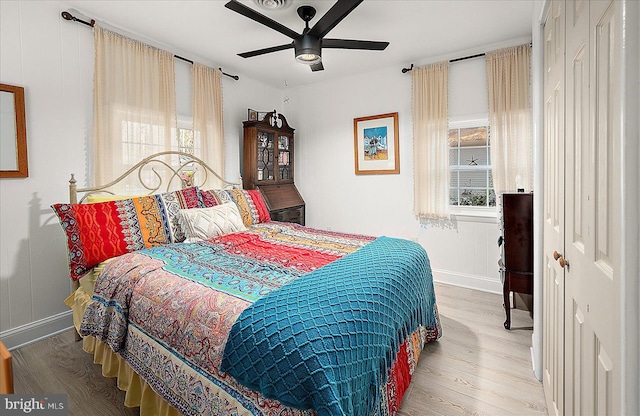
0 0 284 350
449 56 489 120
290 62 503 294
0 0 93 350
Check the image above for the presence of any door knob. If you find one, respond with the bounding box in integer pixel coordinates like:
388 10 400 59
553 250 569 268
559 257 569 268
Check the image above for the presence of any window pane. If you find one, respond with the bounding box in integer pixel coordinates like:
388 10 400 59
449 129 459 146
177 128 194 152
450 170 459 188
459 188 489 206
459 169 489 188
449 148 459 166
177 128 195 164
450 188 460 206
488 188 496 207
459 147 489 166
459 126 487 146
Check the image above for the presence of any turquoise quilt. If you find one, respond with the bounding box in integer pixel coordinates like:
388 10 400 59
220 236 439 416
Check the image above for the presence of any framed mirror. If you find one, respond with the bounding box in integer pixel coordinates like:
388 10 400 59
0 83 28 178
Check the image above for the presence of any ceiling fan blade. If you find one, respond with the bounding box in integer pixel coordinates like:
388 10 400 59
308 0 364 38
322 39 389 51
310 61 324 72
225 0 299 39
238 43 294 58
322 39 389 50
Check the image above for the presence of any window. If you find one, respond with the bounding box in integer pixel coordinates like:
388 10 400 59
176 117 200 186
115 113 198 192
118 120 197 163
449 123 496 207
176 126 196 185
177 126 200 162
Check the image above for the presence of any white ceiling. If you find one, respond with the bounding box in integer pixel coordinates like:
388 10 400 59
63 0 534 89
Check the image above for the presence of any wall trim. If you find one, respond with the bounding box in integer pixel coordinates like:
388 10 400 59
431 268 502 294
531 0 547 383
0 311 73 351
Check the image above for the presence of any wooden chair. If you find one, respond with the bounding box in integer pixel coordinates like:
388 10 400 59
0 340 13 394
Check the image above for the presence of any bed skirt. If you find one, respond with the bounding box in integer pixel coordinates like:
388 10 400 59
65 272 184 415
82 336 184 416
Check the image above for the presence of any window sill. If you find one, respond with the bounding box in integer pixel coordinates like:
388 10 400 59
450 206 498 223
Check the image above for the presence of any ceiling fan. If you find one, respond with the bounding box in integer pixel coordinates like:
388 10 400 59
224 0 389 72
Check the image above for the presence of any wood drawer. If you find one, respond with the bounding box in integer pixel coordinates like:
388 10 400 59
271 206 304 225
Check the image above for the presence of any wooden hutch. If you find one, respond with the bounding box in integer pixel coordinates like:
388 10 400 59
242 111 305 225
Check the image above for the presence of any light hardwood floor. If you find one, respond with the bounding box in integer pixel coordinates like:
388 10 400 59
11 282 546 415
398 283 546 416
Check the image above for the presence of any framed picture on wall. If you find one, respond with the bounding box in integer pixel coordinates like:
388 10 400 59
353 112 399 175
0 83 28 178
248 108 258 121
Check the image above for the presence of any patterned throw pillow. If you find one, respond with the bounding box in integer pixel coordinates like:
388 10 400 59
199 189 221 207
203 189 271 227
178 203 247 242
52 187 202 280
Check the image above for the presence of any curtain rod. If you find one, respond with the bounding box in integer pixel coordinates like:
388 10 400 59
61 10 239 81
401 52 485 73
402 43 532 74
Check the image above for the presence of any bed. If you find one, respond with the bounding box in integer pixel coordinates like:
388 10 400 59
53 151 441 416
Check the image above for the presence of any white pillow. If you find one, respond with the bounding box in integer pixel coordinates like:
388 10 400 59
178 203 247 242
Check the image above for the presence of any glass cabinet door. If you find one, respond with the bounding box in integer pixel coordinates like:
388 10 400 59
257 131 274 181
278 135 292 180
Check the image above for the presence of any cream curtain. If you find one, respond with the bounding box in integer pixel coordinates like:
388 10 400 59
192 63 225 188
92 25 177 194
486 44 532 195
412 61 450 220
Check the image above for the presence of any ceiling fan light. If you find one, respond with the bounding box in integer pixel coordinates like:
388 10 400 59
295 52 321 65
294 35 322 65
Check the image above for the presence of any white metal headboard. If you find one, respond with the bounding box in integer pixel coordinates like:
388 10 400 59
69 151 242 204
66 151 241 341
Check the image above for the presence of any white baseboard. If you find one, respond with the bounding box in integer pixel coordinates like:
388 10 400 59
0 311 73 351
432 269 502 294
531 344 542 381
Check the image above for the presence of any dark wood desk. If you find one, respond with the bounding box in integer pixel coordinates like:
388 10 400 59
258 183 305 226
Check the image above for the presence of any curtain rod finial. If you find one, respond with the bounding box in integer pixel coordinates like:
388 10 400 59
61 10 95 27
219 67 239 81
402 63 414 73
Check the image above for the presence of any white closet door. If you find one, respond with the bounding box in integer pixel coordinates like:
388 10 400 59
563 0 592 414
564 0 621 414
543 0 622 415
542 1 566 414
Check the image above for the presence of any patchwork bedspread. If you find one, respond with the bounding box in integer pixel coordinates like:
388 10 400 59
79 222 441 415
